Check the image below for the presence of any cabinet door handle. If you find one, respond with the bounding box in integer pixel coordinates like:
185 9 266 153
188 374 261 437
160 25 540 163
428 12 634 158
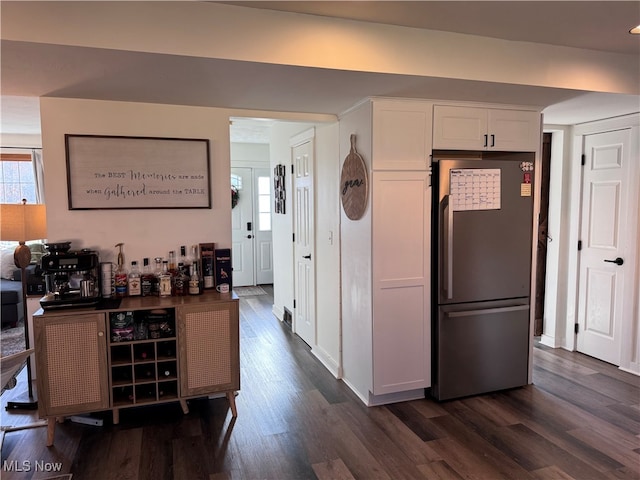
98 331 104 337
491 134 495 147
484 134 488 147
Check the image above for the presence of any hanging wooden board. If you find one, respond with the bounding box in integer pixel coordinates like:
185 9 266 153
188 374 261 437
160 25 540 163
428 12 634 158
340 134 368 220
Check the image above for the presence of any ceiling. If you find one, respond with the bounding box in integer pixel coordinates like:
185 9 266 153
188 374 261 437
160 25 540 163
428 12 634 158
1 1 639 143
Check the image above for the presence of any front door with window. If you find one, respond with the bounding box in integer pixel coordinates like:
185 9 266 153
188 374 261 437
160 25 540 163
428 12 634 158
231 167 273 287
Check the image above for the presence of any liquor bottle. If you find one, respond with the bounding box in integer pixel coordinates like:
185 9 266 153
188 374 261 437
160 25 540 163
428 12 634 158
127 261 141 296
189 263 200 295
180 245 190 269
168 251 177 273
141 258 155 297
159 261 172 297
190 245 204 292
189 245 198 268
174 263 188 296
114 242 128 298
153 257 163 296
114 263 128 298
167 251 178 295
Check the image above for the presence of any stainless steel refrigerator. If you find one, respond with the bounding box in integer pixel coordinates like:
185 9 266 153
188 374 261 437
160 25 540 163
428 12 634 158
431 152 535 401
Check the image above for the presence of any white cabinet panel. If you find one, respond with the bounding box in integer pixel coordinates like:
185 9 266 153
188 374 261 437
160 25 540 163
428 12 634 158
433 105 540 152
489 109 541 152
372 100 432 170
433 105 488 150
372 171 431 394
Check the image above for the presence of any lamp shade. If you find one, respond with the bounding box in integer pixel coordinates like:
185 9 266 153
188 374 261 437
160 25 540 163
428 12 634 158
0 201 47 242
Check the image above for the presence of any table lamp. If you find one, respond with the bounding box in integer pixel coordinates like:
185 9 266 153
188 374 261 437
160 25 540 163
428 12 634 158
0 199 47 409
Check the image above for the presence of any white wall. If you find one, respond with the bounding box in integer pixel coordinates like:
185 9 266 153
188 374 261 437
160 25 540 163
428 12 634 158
313 122 341 376
339 101 373 402
231 143 270 167
40 97 233 265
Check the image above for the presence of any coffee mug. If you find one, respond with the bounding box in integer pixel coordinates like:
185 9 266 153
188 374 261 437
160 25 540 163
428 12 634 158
216 283 230 293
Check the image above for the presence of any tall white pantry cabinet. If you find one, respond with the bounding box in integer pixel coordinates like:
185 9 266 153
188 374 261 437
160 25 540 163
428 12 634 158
339 98 542 406
340 98 433 406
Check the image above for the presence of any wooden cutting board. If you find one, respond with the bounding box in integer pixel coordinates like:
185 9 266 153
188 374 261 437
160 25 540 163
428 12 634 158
340 134 368 220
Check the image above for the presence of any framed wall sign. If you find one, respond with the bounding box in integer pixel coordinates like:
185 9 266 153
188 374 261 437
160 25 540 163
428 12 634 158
65 134 211 210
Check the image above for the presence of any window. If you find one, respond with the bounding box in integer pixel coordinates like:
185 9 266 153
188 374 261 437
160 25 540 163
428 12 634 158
257 175 271 231
0 153 36 204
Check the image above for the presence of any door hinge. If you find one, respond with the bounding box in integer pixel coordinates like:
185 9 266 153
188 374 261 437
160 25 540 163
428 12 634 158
581 154 586 166
578 240 582 251
292 233 295 243
293 299 296 309
291 164 294 174
574 323 579 334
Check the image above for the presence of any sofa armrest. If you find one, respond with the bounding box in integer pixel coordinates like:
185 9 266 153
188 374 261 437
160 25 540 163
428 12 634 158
12 264 40 282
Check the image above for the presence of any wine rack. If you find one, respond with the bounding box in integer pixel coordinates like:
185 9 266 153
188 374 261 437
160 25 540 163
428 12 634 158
34 292 239 446
108 309 178 407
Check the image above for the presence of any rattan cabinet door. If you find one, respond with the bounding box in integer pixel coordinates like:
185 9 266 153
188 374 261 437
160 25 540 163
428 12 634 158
177 301 240 398
34 312 109 417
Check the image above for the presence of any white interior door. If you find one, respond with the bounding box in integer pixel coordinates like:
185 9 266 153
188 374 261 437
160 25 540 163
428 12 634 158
577 128 632 365
254 168 274 285
231 167 255 287
292 139 315 347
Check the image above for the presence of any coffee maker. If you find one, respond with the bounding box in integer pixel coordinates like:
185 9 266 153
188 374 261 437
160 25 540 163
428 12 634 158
40 242 101 310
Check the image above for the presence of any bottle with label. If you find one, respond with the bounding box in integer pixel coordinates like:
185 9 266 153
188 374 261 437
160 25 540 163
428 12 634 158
114 263 128 298
159 261 172 297
174 263 188 296
189 263 200 295
114 243 128 298
128 261 141 296
141 258 155 297
152 257 163 296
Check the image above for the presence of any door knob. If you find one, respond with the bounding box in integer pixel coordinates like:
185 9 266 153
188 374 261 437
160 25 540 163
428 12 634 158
246 235 253 239
604 257 624 266
303 254 311 260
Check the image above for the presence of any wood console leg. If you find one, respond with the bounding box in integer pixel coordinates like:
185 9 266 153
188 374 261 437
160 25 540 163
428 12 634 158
226 391 238 417
179 399 189 415
46 419 55 447
113 408 120 425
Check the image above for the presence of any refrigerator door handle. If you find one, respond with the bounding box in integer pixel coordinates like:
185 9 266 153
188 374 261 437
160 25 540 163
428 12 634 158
446 304 530 318
442 194 454 299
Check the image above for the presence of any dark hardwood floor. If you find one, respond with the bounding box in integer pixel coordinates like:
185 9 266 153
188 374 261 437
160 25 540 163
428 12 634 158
2 286 639 479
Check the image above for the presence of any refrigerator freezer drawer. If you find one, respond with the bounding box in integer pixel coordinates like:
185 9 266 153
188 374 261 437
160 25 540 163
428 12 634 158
433 301 530 400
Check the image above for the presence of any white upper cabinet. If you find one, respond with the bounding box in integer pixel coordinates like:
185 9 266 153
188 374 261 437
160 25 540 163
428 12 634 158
372 100 433 170
433 105 541 152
